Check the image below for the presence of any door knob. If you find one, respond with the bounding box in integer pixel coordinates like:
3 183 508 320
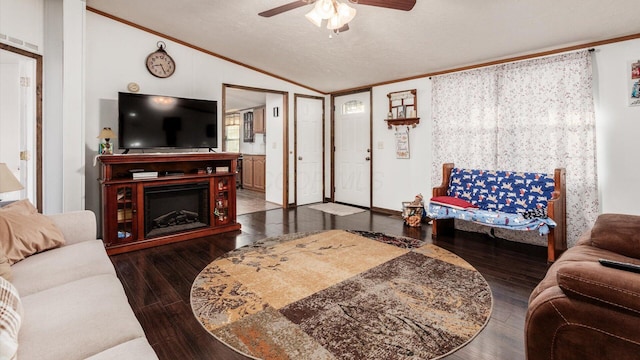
365 157 371 161
298 156 303 160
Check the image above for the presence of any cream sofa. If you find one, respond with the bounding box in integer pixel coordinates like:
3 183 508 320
10 210 157 360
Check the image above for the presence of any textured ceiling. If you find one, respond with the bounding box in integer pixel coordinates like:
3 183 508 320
86 0 640 93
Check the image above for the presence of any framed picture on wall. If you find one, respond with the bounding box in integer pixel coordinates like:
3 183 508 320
630 60 640 107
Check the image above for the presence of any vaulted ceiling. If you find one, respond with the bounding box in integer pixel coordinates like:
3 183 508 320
87 0 640 94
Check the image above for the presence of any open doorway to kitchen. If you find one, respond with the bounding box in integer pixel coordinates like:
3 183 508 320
223 84 287 215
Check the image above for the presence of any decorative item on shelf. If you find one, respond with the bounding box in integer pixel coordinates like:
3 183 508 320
385 89 420 129
146 41 175 78
127 82 140 93
97 127 116 155
0 163 23 201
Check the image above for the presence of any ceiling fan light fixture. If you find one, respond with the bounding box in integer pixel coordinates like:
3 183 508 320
326 1 355 30
305 8 323 27
337 2 356 23
314 0 336 19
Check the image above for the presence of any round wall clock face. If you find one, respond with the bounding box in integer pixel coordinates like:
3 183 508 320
146 49 175 78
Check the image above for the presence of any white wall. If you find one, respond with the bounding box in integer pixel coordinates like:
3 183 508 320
85 12 321 219
370 79 433 211
593 38 640 215
265 93 284 205
0 0 43 53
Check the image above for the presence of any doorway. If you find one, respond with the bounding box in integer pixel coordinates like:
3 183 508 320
332 90 372 208
295 94 324 206
223 84 288 215
0 44 42 210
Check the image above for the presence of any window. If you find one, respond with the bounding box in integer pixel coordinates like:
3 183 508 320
342 100 364 114
224 113 240 152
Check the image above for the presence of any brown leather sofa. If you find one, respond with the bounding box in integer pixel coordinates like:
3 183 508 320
525 214 640 360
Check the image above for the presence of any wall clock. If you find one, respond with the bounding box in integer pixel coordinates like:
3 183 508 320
146 41 175 78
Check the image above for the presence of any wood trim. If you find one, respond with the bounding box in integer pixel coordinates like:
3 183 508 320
282 92 289 208
293 94 326 206
0 43 43 213
221 85 227 152
333 32 640 94
86 6 325 95
369 90 373 208
370 206 400 216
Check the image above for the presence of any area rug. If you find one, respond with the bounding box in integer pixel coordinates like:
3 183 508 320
190 230 493 360
308 202 366 216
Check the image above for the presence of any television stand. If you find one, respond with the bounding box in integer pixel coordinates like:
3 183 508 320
98 153 241 255
209 148 216 152
121 149 130 154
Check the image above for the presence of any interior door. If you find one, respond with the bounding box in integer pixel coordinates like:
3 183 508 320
0 48 37 204
296 96 324 205
334 91 371 207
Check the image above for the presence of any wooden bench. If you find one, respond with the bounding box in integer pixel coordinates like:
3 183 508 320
430 163 566 262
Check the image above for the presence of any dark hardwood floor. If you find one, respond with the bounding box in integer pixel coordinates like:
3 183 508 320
109 205 550 359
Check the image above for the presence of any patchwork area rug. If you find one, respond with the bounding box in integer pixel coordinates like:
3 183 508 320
308 202 367 216
190 230 492 360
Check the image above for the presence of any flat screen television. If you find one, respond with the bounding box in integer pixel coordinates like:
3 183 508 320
118 92 217 150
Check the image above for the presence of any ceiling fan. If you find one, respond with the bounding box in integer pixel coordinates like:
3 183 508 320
259 0 416 33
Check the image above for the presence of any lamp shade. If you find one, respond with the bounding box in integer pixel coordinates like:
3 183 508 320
97 127 116 140
305 8 324 27
0 163 23 194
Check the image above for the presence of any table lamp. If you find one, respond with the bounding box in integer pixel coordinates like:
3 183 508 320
0 163 23 201
97 127 116 155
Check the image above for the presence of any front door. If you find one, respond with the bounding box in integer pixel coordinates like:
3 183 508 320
333 91 371 208
296 95 324 205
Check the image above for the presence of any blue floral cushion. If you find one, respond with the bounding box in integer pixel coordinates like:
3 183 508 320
446 168 554 215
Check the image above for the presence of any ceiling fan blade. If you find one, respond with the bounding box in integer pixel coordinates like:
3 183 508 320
259 1 310 17
354 0 416 11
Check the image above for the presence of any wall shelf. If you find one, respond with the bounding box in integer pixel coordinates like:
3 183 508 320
384 117 421 129
386 89 419 130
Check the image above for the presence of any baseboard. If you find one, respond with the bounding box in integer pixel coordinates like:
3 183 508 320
370 206 401 216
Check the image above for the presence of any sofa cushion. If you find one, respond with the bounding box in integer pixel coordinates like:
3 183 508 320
447 167 554 214
10 240 116 297
0 277 21 360
590 213 640 259
85 338 158 360
0 200 65 264
430 196 478 210
18 274 147 360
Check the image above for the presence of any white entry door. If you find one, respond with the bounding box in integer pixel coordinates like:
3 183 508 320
296 96 324 205
334 91 370 208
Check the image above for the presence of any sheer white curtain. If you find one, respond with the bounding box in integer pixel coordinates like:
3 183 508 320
431 51 598 246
